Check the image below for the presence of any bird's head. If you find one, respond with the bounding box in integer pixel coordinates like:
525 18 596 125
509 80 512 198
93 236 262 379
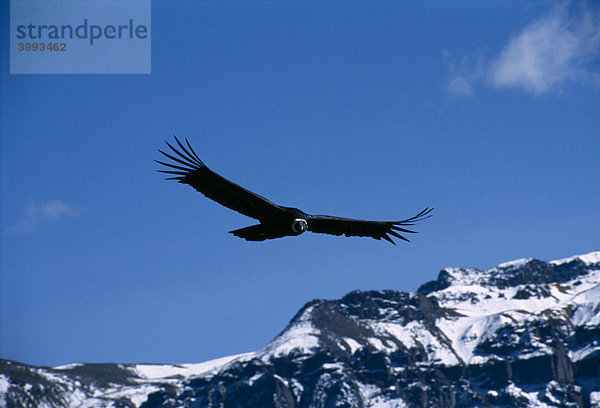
291 218 308 235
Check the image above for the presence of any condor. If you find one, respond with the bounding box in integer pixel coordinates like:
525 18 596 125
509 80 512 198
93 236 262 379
156 137 433 245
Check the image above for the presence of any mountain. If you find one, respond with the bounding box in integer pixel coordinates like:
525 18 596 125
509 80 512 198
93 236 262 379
2 251 600 408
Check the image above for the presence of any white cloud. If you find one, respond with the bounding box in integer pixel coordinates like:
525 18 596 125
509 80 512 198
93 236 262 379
9 199 82 233
445 2 600 96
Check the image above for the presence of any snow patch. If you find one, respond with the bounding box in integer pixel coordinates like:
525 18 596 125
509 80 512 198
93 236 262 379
106 384 161 407
0 375 9 408
289 378 304 403
322 363 344 373
590 391 600 408
498 258 533 268
505 382 553 408
53 363 84 370
571 280 600 327
579 251 600 265
342 337 362 354
247 373 264 386
134 352 253 380
368 337 390 352
436 314 500 364
375 321 416 349
569 341 600 362
258 305 321 358
375 320 460 365
358 382 408 408
551 251 600 266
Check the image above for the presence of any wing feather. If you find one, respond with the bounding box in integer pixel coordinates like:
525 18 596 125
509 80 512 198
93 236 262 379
156 137 284 220
307 207 433 245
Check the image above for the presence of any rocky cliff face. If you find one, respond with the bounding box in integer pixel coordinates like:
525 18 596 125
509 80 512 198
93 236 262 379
2 251 600 408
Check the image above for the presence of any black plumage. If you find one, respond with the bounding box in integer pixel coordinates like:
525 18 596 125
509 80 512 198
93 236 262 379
156 137 433 245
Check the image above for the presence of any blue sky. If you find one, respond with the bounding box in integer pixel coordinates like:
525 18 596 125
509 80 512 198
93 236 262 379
1 1 599 367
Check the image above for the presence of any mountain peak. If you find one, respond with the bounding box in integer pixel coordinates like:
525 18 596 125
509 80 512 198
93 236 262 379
419 250 600 295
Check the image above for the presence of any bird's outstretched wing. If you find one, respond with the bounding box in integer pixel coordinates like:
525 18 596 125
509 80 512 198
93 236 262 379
156 137 285 220
306 207 433 245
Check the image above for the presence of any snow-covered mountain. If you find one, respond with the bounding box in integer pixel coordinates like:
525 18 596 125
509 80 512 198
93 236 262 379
2 251 600 408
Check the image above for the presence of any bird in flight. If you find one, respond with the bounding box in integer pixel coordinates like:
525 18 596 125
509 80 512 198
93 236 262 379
156 137 433 245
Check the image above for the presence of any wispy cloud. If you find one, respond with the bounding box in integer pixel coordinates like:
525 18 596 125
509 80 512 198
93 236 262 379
445 2 600 97
443 51 486 98
8 199 82 233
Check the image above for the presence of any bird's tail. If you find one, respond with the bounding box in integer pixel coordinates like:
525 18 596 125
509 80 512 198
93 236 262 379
229 224 268 241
